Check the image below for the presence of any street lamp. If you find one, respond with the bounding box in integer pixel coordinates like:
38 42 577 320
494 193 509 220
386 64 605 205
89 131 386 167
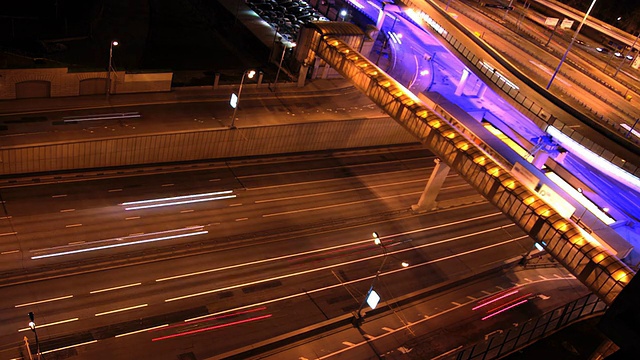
353 232 408 326
274 42 296 91
340 9 348 22
230 69 256 129
546 0 597 89
28 312 41 359
107 40 119 99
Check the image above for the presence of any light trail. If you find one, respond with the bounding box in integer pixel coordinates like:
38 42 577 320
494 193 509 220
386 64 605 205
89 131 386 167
151 314 272 342
15 295 73 308
165 232 525 303
31 231 208 260
41 340 97 355
95 303 148 317
90 282 142 294
120 190 233 206
156 212 505 282
18 317 79 332
114 324 168 338
124 194 236 210
472 289 519 310
482 299 529 321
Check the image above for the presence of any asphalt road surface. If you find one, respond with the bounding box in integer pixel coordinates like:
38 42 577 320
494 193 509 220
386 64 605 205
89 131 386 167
0 145 541 359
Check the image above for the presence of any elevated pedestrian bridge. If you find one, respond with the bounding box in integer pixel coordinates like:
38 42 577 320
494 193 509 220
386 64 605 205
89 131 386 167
302 24 634 305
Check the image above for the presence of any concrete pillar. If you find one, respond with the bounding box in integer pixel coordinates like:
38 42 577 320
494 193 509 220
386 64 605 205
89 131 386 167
454 69 469 96
298 65 309 87
411 158 450 213
257 72 264 87
214 73 220 90
477 82 488 98
532 151 549 169
321 63 331 79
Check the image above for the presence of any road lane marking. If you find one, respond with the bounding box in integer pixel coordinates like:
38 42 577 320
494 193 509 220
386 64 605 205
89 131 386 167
115 324 169 338
157 214 507 283
18 318 79 332
0 216 13 219
41 340 97 355
60 209 75 213
95 303 148 316
262 192 422 217
52 194 67 198
230 203 243 207
539 275 547 279
1 250 19 255
68 241 85 245
0 231 17 237
180 210 194 213
209 179 221 182
125 216 140 220
451 302 461 306
466 296 476 300
15 295 74 307
108 189 123 192
382 327 394 332
161 183 174 187
235 218 248 221
342 342 355 347
481 290 492 295
90 282 142 294
65 223 82 228
165 235 527 302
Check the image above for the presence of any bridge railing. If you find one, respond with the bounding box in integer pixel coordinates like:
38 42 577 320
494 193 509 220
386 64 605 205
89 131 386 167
439 292 607 360
308 28 634 305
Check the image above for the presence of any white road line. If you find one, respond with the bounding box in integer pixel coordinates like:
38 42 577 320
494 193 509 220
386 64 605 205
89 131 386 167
52 194 67 198
0 231 17 237
18 318 79 332
235 218 248 221
342 341 355 347
466 296 476 300
451 302 461 306
230 203 243 207
1 250 20 255
15 295 73 308
95 304 148 316
115 324 169 338
90 282 142 294
68 241 85 245
481 290 492 295
382 327 394 332
262 192 422 217
65 223 82 228
60 209 75 213
108 189 123 192
0 216 12 219
539 275 547 279
161 183 174 187
125 216 140 220
209 179 221 182
180 210 194 213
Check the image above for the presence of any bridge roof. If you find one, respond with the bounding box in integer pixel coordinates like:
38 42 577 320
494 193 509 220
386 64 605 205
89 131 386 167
308 21 365 37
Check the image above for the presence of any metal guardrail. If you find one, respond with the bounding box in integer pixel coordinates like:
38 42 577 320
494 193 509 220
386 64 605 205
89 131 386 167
439 293 607 360
400 0 639 176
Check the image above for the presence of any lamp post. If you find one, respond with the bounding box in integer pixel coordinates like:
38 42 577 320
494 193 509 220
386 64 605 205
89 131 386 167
340 9 348 22
28 312 41 359
107 40 118 99
614 32 640 78
274 42 296 91
230 69 256 129
546 0 597 89
353 232 409 326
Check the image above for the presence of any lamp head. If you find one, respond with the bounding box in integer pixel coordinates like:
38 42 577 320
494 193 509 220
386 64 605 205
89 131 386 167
112 41 119 46
247 70 256 79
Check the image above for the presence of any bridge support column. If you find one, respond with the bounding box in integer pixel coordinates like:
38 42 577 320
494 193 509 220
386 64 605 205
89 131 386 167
476 82 488 98
532 151 549 169
411 158 450 213
298 64 309 87
454 69 470 96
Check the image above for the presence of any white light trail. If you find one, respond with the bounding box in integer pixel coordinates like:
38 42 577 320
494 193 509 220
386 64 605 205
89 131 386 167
121 190 233 206
15 295 73 308
115 324 168 338
95 303 148 317
90 282 142 294
31 231 208 260
18 318 79 332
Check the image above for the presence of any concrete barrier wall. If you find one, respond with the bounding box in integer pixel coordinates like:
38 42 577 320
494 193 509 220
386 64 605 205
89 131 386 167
0 118 417 175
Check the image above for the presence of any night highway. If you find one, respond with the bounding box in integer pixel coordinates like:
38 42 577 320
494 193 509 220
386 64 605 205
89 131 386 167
0 145 537 359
